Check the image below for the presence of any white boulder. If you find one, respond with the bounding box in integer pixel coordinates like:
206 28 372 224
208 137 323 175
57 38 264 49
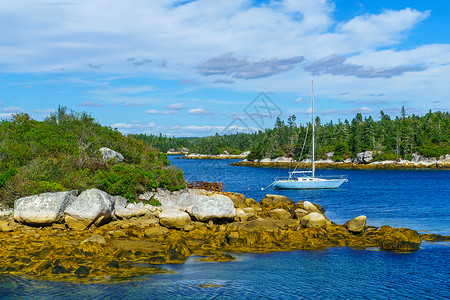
300 212 327 228
191 194 236 222
64 188 114 230
14 191 75 224
354 151 374 164
99 147 124 162
303 201 321 213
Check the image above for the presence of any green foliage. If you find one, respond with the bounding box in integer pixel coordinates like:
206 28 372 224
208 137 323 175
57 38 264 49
143 197 161 206
0 106 187 207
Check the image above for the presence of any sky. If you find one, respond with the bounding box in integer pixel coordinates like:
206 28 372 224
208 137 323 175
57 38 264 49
1 0 449 136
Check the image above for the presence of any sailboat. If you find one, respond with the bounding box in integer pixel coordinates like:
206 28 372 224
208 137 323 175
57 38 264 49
273 81 347 189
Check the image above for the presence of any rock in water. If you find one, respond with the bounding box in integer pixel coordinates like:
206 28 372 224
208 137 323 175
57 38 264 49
191 194 236 222
99 147 124 162
380 228 422 251
14 191 75 225
64 189 114 230
301 212 327 228
159 209 191 229
344 215 367 233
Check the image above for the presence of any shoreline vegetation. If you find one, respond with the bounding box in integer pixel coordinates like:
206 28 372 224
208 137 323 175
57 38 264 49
0 107 186 208
135 109 450 170
1 187 449 283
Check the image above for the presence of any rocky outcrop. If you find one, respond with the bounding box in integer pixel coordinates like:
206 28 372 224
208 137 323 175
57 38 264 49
64 189 114 230
99 147 124 162
159 209 191 229
0 191 440 283
344 215 367 233
14 191 75 225
191 195 236 222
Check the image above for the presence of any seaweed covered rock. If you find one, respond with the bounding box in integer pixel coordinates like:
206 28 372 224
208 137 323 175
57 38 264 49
379 227 422 251
14 191 76 225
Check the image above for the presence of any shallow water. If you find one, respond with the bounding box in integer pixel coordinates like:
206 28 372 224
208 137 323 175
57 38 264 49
0 157 449 299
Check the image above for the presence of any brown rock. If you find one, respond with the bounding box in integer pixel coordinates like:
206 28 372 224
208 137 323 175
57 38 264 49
159 209 191 229
243 219 279 232
0 220 15 232
268 208 291 220
144 226 169 238
198 253 236 262
294 208 308 219
261 194 294 206
82 234 106 244
344 215 367 233
64 215 90 230
379 227 422 251
235 208 248 222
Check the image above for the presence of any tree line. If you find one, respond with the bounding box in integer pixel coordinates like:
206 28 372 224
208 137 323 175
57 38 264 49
134 108 450 161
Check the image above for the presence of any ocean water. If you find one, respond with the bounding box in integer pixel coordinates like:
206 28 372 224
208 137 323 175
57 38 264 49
0 157 449 299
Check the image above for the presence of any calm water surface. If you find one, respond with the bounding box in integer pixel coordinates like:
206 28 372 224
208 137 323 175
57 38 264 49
0 157 449 299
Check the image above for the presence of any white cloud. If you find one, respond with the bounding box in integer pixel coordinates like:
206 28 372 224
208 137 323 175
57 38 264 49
80 101 104 107
146 109 177 115
188 108 215 115
33 108 56 114
165 103 184 110
3 106 25 113
337 8 430 49
112 122 156 129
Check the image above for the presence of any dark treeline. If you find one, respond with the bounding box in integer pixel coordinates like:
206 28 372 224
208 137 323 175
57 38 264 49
134 108 450 161
131 133 260 155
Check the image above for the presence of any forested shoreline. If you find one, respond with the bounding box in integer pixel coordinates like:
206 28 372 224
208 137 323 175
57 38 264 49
134 109 450 161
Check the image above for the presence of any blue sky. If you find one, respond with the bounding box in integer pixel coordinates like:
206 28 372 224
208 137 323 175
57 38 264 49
1 0 449 136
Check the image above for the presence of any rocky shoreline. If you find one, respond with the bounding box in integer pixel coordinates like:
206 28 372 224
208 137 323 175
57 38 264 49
1 188 449 283
230 152 450 169
230 160 450 169
179 152 250 160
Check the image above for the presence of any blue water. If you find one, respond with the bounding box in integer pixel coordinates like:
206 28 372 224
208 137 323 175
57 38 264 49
0 157 449 299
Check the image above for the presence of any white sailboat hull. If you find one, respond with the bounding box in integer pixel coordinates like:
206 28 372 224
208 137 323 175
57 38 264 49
274 177 347 189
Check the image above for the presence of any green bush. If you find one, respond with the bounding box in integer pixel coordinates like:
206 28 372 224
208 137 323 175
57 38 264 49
0 107 187 207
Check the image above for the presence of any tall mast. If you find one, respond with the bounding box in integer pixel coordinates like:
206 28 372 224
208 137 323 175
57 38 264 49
311 81 315 178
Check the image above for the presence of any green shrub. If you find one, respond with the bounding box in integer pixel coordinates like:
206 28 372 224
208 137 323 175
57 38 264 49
0 107 187 207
